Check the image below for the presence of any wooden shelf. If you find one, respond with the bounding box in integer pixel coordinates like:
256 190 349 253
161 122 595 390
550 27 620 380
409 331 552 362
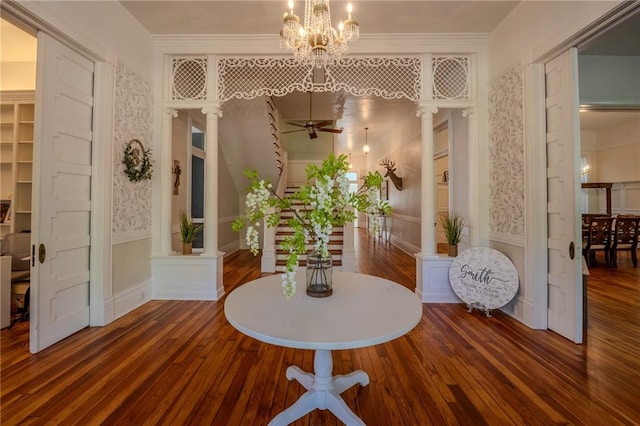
1 91 34 233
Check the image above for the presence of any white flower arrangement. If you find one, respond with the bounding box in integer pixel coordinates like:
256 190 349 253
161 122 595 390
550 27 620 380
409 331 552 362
233 153 390 298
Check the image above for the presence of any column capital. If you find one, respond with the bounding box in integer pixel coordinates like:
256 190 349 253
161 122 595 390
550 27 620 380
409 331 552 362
201 104 223 118
163 107 178 119
462 107 477 119
416 104 439 118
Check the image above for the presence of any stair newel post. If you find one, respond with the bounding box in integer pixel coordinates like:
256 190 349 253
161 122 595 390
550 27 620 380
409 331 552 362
261 206 277 272
342 210 356 272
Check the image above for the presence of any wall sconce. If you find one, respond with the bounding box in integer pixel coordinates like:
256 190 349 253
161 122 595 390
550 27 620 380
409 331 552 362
581 164 590 176
362 127 370 154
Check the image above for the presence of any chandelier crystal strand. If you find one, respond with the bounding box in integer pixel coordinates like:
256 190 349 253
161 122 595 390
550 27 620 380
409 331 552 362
281 0 359 69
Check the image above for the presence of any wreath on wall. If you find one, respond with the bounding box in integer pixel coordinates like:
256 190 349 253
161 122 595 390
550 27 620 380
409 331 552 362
123 139 153 182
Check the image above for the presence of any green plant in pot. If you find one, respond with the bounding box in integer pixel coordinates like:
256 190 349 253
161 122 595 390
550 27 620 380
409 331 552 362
232 153 389 299
180 211 204 255
440 211 465 257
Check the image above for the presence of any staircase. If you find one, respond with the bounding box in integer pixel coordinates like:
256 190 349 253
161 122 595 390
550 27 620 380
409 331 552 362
274 187 344 272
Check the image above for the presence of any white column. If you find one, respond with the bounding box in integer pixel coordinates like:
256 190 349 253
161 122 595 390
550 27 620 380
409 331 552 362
161 107 177 255
415 105 458 304
418 105 438 257
463 107 480 246
202 105 223 256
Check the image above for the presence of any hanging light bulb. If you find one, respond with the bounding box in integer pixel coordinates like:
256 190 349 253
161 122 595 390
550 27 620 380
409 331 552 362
362 127 370 154
348 152 353 169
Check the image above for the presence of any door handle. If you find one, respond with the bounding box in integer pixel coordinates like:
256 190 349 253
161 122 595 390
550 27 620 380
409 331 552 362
569 241 575 260
38 243 46 264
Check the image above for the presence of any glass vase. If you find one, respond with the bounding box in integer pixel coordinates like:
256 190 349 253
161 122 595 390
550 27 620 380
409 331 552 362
306 249 333 298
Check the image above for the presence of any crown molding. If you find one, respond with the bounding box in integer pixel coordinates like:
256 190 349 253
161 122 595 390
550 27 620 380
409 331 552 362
152 33 489 55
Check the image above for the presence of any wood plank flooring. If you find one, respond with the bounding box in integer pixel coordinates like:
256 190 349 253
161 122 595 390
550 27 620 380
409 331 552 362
2 228 639 425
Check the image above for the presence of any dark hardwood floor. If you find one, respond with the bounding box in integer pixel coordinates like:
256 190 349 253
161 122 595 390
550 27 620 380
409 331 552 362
1 228 639 425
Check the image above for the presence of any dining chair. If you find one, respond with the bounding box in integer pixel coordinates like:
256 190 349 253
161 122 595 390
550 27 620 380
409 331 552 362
610 216 640 268
582 216 614 268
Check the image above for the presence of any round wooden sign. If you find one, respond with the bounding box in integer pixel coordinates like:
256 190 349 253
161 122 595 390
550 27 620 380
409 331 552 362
449 247 519 311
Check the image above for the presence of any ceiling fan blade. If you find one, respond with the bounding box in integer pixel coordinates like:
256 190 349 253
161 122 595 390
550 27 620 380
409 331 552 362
285 122 306 128
318 127 344 134
313 120 333 128
282 129 306 134
308 128 318 139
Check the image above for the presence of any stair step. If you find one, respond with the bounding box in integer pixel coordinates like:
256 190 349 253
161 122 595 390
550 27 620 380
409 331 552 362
276 229 344 236
272 187 346 273
276 248 343 256
275 259 343 268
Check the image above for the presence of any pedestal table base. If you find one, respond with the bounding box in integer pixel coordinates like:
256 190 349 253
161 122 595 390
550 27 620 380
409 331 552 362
268 349 369 425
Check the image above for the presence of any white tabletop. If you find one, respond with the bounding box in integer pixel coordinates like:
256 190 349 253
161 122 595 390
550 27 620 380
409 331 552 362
224 271 422 350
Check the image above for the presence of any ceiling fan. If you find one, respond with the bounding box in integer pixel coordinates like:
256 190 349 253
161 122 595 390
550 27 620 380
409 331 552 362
281 92 343 140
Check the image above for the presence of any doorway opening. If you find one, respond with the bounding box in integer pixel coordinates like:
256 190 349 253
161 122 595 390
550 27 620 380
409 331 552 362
0 17 37 331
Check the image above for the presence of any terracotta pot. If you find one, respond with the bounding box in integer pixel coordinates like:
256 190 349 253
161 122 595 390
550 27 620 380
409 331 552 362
182 242 193 255
448 244 458 257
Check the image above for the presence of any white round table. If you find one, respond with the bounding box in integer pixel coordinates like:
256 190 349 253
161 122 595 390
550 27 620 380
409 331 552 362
224 271 422 426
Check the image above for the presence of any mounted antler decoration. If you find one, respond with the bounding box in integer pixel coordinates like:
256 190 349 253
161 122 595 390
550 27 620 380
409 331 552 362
379 158 403 191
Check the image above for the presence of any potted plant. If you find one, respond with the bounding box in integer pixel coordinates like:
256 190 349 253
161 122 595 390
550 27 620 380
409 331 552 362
440 211 465 257
180 211 204 255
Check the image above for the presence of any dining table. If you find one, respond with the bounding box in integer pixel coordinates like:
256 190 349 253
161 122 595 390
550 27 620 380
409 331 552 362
224 271 422 425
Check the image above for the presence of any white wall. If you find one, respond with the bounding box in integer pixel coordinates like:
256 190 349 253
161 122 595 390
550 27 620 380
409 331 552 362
0 62 36 91
488 1 621 327
371 104 422 253
218 146 240 254
18 1 153 79
594 119 640 182
0 18 37 90
488 1 621 79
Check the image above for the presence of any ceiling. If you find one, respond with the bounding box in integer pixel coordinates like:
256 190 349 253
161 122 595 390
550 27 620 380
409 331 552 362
119 1 520 35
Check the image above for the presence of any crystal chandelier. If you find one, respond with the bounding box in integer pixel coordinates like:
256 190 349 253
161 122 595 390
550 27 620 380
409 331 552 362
280 0 359 68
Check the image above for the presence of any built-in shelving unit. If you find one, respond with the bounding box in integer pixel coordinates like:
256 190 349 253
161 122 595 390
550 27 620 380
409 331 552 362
0 91 35 240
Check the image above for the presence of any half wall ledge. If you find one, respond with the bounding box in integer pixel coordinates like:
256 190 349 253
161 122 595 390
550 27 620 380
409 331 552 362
415 253 461 303
151 252 224 300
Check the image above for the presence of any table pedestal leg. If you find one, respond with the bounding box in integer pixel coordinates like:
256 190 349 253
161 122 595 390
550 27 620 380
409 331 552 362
268 349 369 426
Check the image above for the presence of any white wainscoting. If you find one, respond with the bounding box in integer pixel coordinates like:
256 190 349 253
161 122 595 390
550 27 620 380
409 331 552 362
151 253 224 300
110 279 152 323
416 254 460 303
584 181 640 215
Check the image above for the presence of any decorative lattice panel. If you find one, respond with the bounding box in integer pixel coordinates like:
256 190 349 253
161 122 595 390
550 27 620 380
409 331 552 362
171 57 208 100
432 56 470 100
218 57 422 103
169 55 473 103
